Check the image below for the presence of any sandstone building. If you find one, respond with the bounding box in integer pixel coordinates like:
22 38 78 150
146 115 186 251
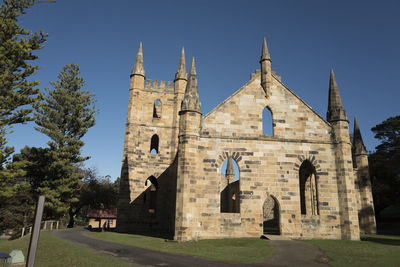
117 38 376 241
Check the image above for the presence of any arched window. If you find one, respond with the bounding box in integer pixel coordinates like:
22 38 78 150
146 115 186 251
145 176 158 213
299 160 319 215
153 99 162 118
262 107 273 135
150 134 159 154
220 156 240 213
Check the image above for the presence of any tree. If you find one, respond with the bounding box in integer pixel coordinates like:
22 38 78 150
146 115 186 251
71 168 119 226
369 115 400 217
371 116 400 159
34 63 97 223
0 0 48 167
0 146 49 237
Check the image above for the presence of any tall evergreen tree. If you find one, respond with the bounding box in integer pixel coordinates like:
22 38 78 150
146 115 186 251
0 146 46 236
34 63 97 221
0 0 48 166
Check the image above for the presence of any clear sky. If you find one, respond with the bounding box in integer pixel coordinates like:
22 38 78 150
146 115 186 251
7 0 400 180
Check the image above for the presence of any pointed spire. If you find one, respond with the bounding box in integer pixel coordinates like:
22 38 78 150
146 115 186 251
225 156 234 177
352 116 367 155
260 37 271 62
175 47 187 81
328 69 343 109
131 42 145 77
327 69 348 122
181 57 201 113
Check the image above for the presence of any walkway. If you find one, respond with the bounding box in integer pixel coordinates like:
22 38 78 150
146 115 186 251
53 229 328 266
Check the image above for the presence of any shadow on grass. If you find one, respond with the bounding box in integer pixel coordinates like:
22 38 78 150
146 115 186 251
361 235 400 246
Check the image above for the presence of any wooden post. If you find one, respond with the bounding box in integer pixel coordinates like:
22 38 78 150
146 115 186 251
26 195 45 267
21 227 25 238
56 221 59 229
50 221 53 230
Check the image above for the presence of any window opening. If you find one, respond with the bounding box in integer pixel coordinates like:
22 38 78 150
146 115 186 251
262 107 273 135
153 99 162 118
220 156 240 213
299 160 319 215
150 134 159 154
145 176 158 213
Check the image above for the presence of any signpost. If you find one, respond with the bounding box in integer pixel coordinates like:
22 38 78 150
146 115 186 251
26 196 45 267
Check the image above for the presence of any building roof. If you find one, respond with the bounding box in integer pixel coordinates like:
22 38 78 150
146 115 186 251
87 207 117 219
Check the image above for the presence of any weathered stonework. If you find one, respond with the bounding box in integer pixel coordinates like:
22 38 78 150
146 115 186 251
117 39 376 241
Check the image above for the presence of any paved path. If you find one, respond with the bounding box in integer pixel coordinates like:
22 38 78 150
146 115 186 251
53 229 329 266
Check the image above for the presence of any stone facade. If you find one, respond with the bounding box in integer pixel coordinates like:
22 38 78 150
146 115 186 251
117 38 376 241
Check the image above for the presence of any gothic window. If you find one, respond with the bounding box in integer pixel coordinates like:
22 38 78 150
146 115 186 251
220 156 240 213
153 99 162 118
262 107 273 135
150 134 159 154
299 160 319 215
145 176 158 213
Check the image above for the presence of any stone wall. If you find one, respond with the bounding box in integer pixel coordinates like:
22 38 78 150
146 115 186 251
118 47 373 241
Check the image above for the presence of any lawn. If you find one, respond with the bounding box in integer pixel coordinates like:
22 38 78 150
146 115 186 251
88 231 274 262
0 231 136 267
306 234 400 267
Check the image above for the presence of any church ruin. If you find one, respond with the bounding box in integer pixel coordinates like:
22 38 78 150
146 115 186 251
117 38 376 241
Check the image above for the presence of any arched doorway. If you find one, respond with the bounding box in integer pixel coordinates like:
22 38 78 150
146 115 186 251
263 195 280 235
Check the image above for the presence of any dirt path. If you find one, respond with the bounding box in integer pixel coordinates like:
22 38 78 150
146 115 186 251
53 228 328 266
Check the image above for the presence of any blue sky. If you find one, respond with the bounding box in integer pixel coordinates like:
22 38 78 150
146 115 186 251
8 0 400 180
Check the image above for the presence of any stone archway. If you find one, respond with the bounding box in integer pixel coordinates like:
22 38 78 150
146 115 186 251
263 194 280 235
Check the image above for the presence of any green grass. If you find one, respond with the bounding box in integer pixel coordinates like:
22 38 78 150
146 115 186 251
0 231 136 267
89 231 274 262
305 234 400 267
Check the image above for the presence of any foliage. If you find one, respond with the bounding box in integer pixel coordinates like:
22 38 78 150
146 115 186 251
0 146 52 237
72 167 119 227
0 0 47 166
371 116 400 158
369 115 400 216
0 151 34 236
0 231 135 267
306 234 400 267
34 63 96 221
89 232 274 262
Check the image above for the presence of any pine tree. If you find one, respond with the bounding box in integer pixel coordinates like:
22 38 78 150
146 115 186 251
34 63 97 221
0 0 48 166
0 147 37 236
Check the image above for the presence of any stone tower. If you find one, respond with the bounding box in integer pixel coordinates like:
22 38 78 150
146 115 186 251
352 117 377 233
327 70 360 240
117 44 188 235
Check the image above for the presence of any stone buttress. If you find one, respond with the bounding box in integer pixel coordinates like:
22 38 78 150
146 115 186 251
327 70 360 240
174 58 203 241
352 117 376 233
